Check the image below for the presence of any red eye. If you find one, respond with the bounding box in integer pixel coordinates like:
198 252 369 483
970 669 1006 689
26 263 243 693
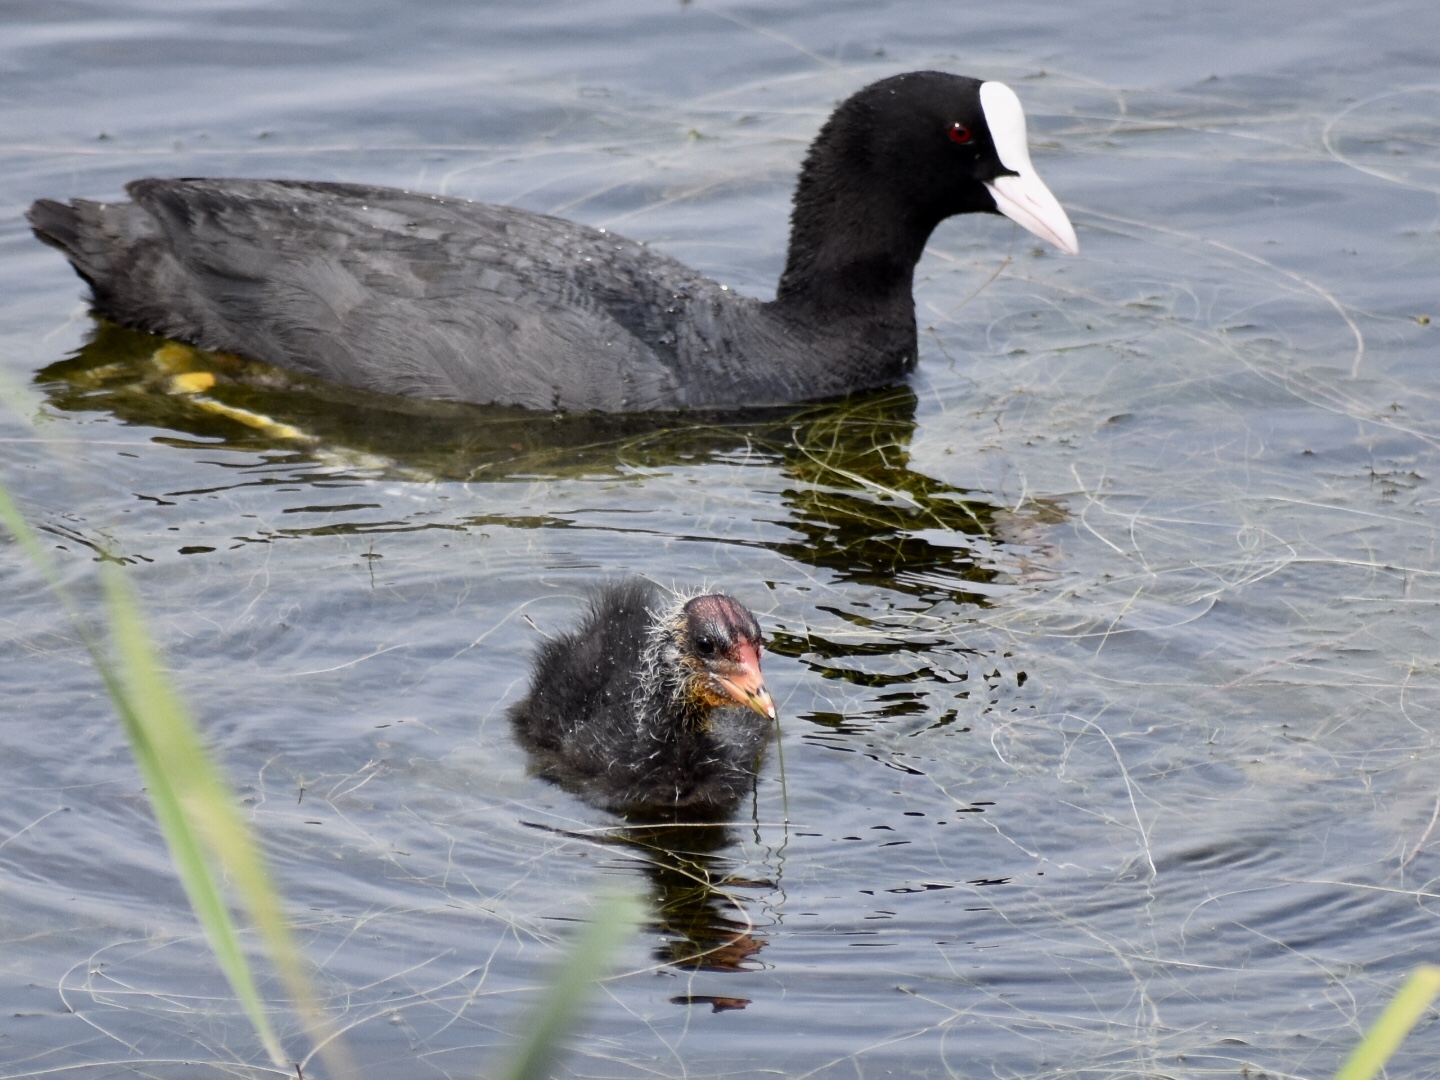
948 122 973 145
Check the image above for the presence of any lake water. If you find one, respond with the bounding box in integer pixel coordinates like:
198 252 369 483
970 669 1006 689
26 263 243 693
3 1 1440 1078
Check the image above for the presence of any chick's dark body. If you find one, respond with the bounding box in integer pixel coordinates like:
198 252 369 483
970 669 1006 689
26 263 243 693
508 580 772 815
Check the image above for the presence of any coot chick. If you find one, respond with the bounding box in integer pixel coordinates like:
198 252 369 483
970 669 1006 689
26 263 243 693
508 579 775 815
28 72 1076 413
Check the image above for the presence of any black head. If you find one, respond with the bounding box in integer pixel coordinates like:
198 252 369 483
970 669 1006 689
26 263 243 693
828 73 1010 221
778 71 1076 307
676 594 774 720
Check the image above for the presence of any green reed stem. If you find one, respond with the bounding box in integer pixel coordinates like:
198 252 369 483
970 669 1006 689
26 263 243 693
498 888 644 1080
1332 965 1440 1080
0 482 345 1074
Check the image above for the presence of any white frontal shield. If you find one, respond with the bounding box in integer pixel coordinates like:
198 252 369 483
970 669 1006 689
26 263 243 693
978 81 1079 255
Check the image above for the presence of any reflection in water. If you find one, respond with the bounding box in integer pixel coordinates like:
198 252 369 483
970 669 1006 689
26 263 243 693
621 820 768 975
37 323 1045 967
38 321 1043 607
529 817 769 978
38 320 1050 738
770 405 1012 604
37 323 1042 981
506 582 774 975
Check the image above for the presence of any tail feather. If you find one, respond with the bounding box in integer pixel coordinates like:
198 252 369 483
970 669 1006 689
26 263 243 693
25 191 217 346
27 198 101 287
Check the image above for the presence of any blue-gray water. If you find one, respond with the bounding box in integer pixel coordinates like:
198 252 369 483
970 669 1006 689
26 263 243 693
3 2 1440 1078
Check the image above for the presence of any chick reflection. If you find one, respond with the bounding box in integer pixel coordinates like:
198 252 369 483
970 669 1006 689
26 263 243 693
619 821 768 975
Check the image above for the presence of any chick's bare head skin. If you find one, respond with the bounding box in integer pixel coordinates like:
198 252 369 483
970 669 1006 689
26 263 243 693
671 594 775 721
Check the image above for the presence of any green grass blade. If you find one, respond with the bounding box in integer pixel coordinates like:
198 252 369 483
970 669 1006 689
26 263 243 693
99 565 354 1076
2 480 346 1073
498 888 645 1080
99 564 290 1067
1332 964 1440 1080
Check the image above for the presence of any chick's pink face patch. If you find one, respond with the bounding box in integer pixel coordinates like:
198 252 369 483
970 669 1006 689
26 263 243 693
682 595 772 719
729 638 762 675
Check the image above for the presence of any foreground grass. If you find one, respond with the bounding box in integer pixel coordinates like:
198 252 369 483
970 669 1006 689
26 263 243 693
0 483 312 1068
501 889 645 1080
1 476 641 1078
1333 964 1440 1080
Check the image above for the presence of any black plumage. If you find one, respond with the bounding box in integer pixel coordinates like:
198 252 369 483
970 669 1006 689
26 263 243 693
508 579 774 815
27 71 1077 413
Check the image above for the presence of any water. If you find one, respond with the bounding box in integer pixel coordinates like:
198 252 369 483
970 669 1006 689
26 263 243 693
3 1 1440 1077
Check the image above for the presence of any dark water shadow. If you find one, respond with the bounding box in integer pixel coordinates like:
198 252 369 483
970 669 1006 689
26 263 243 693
620 818 770 977
38 321 1052 609
527 815 770 982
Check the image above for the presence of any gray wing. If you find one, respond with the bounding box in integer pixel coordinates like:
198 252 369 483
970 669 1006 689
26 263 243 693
29 178 737 411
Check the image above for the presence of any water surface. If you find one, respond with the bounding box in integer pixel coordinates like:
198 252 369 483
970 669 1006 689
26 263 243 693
3 2 1440 1078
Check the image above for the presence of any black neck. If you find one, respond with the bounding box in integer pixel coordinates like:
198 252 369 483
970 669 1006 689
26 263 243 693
772 109 946 321
775 195 936 317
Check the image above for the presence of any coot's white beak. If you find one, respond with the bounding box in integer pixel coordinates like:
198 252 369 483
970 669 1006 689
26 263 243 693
979 81 1079 255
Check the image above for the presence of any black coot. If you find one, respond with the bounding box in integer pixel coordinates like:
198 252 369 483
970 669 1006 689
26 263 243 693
508 579 775 814
28 71 1077 413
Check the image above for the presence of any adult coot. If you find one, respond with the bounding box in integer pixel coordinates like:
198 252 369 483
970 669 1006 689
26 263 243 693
508 579 775 814
28 72 1076 413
